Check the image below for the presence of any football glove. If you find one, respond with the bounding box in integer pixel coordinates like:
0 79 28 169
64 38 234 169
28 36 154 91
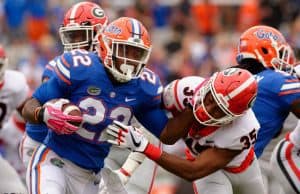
37 104 82 135
106 120 149 152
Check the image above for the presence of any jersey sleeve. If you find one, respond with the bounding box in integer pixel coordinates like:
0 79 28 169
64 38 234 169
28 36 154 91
41 57 57 81
162 76 205 113
277 75 300 106
134 68 168 137
139 68 164 108
135 107 169 138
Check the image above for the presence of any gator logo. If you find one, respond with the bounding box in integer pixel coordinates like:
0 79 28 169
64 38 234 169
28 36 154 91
87 86 101 95
50 158 65 168
255 29 279 41
92 8 105 18
223 68 239 76
106 25 122 35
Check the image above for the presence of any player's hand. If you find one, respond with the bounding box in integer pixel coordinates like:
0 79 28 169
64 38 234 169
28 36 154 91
106 120 149 152
40 105 82 135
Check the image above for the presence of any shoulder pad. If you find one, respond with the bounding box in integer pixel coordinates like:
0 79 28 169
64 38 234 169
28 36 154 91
138 68 163 97
54 50 98 84
163 76 204 112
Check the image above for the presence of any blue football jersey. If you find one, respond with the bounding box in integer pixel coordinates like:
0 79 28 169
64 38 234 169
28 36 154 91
253 69 300 157
26 57 58 143
33 49 168 172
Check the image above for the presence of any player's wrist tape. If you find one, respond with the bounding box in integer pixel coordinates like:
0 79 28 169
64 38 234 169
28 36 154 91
34 107 44 123
120 167 131 177
144 143 162 161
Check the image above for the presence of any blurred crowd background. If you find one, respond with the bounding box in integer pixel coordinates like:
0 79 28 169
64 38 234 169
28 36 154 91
0 0 300 193
1 0 300 90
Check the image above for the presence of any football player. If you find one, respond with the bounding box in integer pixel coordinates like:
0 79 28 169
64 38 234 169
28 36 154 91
104 68 266 194
22 17 172 194
234 25 300 194
270 120 300 194
19 1 108 168
0 45 29 193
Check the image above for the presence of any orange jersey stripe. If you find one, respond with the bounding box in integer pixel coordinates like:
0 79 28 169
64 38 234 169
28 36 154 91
279 89 300 96
54 66 71 85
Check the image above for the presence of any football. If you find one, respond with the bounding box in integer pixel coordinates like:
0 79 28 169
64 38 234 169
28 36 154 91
44 98 82 126
62 103 82 126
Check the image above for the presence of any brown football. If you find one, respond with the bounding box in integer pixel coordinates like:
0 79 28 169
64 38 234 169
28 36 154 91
62 103 82 126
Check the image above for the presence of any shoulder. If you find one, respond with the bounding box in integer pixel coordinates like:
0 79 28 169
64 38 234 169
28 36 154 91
4 70 29 93
216 109 259 149
42 56 60 80
256 69 295 85
163 76 205 112
138 68 164 97
233 109 260 132
57 49 98 68
5 70 27 87
54 50 102 84
256 70 299 92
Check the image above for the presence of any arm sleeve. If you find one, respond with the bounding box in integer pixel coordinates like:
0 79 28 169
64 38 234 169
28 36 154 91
135 107 169 138
32 76 69 104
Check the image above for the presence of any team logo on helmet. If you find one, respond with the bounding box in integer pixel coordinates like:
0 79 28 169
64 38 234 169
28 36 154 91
92 8 105 18
255 29 279 41
105 25 122 34
223 68 239 76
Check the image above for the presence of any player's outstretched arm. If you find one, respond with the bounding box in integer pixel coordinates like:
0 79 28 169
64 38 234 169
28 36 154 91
106 120 241 181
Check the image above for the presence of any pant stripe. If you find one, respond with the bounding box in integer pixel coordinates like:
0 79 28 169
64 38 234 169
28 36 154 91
29 145 49 194
277 140 300 194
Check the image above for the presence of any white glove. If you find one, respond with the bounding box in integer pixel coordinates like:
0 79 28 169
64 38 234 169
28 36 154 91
106 120 149 152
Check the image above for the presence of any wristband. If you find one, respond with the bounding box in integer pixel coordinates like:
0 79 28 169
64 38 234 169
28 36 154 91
119 167 131 177
144 143 162 161
34 107 44 123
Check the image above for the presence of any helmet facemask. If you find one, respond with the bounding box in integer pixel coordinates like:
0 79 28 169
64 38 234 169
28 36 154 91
59 22 105 52
102 35 152 83
269 38 294 73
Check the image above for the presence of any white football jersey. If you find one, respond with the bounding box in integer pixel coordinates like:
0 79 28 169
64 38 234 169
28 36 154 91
164 76 260 167
0 70 29 125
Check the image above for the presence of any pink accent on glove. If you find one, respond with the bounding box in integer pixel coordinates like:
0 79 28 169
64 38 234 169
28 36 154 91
44 106 82 135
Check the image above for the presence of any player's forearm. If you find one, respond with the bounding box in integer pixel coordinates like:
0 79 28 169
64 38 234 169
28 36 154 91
144 144 239 181
152 151 214 181
22 97 42 124
160 107 194 144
